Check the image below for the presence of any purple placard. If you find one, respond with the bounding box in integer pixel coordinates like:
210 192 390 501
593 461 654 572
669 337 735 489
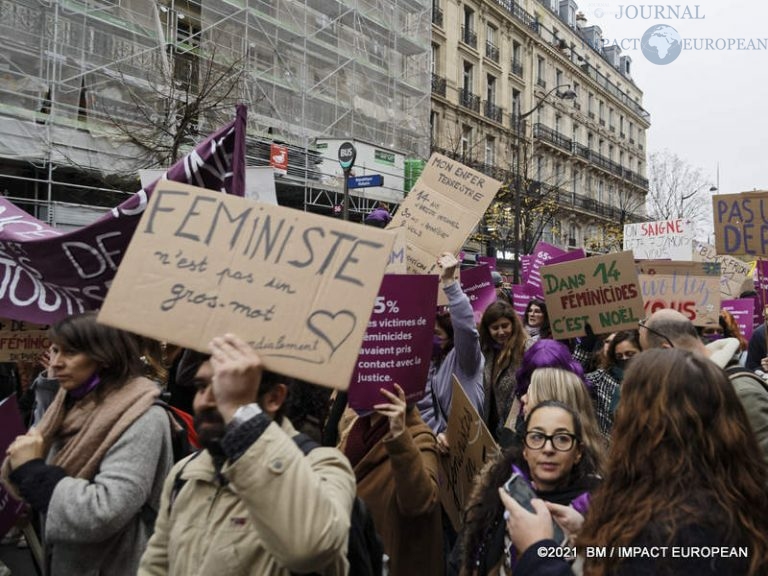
348 274 438 410
476 256 497 271
520 255 533 284
460 265 497 323
511 283 533 318
722 298 756 341
525 242 568 298
0 395 26 539
0 106 247 325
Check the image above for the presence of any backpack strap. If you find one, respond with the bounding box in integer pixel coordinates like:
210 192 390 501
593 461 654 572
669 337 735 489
725 367 768 395
167 450 203 515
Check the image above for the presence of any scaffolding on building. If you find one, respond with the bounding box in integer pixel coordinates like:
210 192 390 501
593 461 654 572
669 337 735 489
0 0 431 224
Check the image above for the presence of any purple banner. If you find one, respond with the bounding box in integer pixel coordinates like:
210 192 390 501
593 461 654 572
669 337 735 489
348 274 438 410
0 395 26 539
460 265 497 323
0 107 247 324
722 298 756 341
525 242 568 298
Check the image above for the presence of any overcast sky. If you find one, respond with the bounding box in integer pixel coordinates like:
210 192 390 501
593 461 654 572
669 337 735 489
582 0 768 196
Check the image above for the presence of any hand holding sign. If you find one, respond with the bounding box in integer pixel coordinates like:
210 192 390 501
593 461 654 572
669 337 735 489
438 252 459 286
373 384 407 440
6 429 44 470
209 333 264 423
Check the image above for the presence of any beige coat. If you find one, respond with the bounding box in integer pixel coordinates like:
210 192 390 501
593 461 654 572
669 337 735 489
138 417 356 576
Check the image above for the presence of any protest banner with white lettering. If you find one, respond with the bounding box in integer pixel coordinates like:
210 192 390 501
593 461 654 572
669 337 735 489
388 154 501 274
99 181 395 391
511 283 533 317
348 275 437 410
623 219 693 261
0 107 246 324
721 298 755 340
637 261 721 327
143 166 278 205
439 377 499 530
541 251 645 338
525 242 567 298
0 396 26 539
713 191 768 256
692 241 751 299
476 256 497 270
0 320 50 362
520 255 533 284
459 265 497 323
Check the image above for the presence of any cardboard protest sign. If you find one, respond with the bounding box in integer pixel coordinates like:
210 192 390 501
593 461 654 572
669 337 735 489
439 377 499 530
721 298 755 341
637 260 721 327
459 265 497 323
388 154 501 274
527 249 586 299
99 181 395 391
525 242 567 298
347 274 437 410
623 219 693 261
692 241 750 299
0 320 50 362
713 191 768 256
0 396 26 539
541 251 645 338
385 228 407 274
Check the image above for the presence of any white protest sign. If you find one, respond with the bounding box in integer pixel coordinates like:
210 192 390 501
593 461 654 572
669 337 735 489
623 219 693 261
99 181 394 391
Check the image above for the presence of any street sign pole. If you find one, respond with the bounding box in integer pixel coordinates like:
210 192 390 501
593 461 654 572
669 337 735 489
338 142 357 221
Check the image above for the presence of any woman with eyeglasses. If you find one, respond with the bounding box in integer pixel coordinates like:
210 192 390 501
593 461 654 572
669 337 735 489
523 299 551 343
454 401 600 576
584 330 640 444
500 348 768 576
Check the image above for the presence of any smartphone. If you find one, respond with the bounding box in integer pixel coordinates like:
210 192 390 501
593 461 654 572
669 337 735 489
503 470 565 543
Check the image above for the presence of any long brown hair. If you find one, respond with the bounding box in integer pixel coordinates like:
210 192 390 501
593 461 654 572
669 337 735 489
579 349 768 575
479 301 527 382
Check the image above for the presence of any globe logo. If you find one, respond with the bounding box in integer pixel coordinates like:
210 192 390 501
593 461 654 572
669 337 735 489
641 24 683 65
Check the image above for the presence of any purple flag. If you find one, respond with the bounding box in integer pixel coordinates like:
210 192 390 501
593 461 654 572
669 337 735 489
348 274 438 410
460 264 497 323
0 395 26 539
0 106 247 324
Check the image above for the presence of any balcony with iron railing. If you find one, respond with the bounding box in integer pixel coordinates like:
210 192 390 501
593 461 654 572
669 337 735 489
431 73 446 96
460 89 481 112
486 41 499 63
432 4 443 26
533 123 572 153
461 25 477 49
484 101 504 124
511 58 523 77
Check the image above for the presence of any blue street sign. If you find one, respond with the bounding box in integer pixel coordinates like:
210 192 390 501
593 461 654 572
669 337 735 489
347 174 384 189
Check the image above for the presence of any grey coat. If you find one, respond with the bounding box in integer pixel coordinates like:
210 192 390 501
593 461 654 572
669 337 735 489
44 405 173 576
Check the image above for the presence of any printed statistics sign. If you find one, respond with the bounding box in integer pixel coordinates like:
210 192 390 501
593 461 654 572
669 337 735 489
459 265 497 323
637 260 721 327
713 191 768 256
540 251 645 339
623 219 693 261
99 181 394 391
388 153 501 274
347 274 438 410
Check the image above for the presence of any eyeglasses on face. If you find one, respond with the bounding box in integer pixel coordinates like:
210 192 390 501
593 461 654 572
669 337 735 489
523 431 578 452
638 319 675 349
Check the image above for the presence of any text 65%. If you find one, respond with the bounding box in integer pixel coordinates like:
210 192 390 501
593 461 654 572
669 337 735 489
373 297 400 314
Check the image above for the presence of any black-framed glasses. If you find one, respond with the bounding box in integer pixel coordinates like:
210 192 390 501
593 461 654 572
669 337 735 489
523 431 578 452
638 319 675 349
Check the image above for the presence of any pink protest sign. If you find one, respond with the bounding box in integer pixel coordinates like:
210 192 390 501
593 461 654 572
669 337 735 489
520 255 533 284
0 395 26 539
511 283 533 318
460 265 497 323
527 245 585 298
722 298 756 341
348 274 438 410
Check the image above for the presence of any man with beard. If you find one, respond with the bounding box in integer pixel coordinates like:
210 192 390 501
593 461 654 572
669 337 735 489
138 333 356 576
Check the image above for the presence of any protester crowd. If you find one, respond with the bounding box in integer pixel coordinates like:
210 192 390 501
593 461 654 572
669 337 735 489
2 253 768 576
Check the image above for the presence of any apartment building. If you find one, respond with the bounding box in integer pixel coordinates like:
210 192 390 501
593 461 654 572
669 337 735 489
0 0 432 223
430 0 651 258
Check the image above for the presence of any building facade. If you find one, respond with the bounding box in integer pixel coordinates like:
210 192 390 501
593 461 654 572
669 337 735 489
0 0 432 223
430 0 651 261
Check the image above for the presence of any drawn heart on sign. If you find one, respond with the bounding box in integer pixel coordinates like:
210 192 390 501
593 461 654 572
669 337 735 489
306 310 357 358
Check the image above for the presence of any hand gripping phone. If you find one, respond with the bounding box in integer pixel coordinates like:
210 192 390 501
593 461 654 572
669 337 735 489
503 469 565 543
